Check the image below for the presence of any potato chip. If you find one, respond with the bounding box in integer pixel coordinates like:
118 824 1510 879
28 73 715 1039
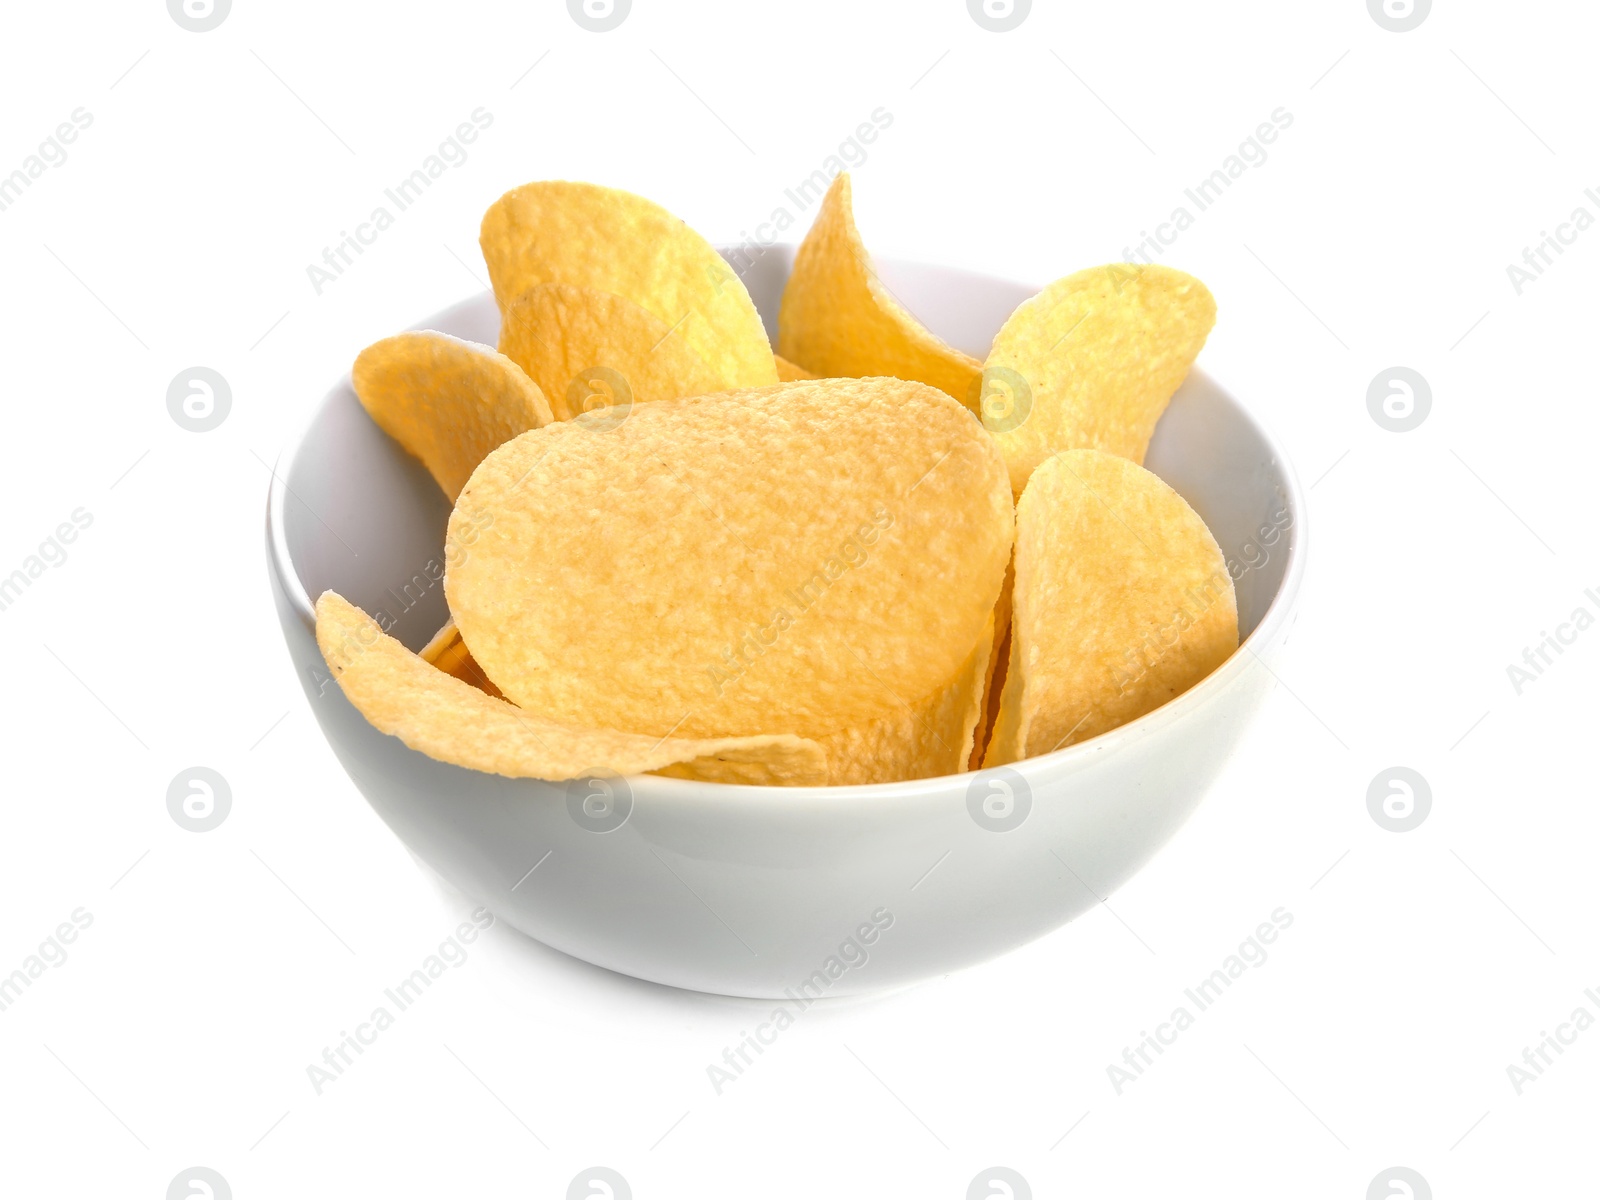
821 613 993 784
419 619 502 698
982 263 1215 496
773 354 816 382
778 174 982 409
968 560 1013 770
480 181 777 389
316 592 827 784
352 331 553 501
499 283 734 422
445 378 1014 761
417 620 458 665
984 450 1236 765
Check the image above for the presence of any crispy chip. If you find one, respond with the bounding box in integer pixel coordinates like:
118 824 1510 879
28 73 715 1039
316 593 827 784
352 331 553 501
480 181 777 389
419 619 502 698
499 283 734 422
982 263 1216 496
984 451 1236 765
820 613 993 784
445 378 1014 759
417 620 458 665
968 560 1013 770
778 174 981 409
773 354 816 382
984 630 1027 769
328 178 1238 788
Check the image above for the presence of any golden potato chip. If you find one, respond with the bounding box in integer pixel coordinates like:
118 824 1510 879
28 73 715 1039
445 378 1014 762
480 181 777 389
984 450 1236 765
352 331 553 501
982 264 1215 496
419 619 502 698
773 354 816 382
819 614 992 784
316 593 827 785
778 174 981 409
968 560 1013 770
418 620 458 665
499 283 734 422
970 627 1009 769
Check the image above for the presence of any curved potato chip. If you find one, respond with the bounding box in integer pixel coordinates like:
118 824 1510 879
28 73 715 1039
424 552 991 785
984 628 1029 770
778 173 981 409
499 283 734 422
774 354 816 382
982 263 1216 496
445 378 1014 746
984 450 1237 765
968 560 1013 770
480 181 777 389
419 619 502 698
418 620 459 664
316 592 827 785
352 331 553 501
819 613 992 784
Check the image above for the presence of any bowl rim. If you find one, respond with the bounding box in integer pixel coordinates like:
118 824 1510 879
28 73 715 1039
267 262 1308 803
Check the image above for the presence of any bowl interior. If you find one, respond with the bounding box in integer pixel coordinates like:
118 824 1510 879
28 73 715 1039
275 251 1297 670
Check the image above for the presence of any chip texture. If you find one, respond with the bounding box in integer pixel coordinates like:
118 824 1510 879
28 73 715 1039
445 378 1014 749
481 181 777 389
984 450 1237 764
352 331 552 501
819 614 993 784
316 592 827 784
968 559 1013 769
778 174 981 409
983 264 1215 496
773 354 817 382
499 283 734 421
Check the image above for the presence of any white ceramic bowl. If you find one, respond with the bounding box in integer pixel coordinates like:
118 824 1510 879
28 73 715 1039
267 246 1305 998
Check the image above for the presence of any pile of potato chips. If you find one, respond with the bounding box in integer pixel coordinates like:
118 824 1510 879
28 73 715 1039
315 176 1237 787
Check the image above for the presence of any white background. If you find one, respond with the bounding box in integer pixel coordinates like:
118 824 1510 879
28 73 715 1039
1 1 1595 1196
